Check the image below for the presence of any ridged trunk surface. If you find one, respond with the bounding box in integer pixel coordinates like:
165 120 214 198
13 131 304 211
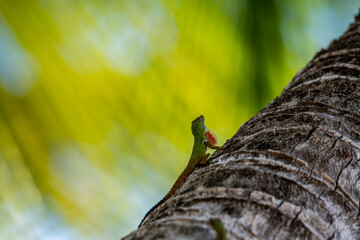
123 13 360 240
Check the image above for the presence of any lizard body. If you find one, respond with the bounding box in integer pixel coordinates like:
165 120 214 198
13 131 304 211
138 115 222 227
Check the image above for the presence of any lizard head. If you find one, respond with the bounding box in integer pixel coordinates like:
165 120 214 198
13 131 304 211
191 115 206 137
191 115 218 146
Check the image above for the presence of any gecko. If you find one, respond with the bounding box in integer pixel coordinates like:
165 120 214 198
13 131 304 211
138 115 222 227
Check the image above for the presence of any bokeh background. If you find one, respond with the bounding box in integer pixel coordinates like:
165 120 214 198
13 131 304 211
0 0 358 239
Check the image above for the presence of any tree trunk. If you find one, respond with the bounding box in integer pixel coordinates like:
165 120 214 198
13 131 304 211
123 13 360 240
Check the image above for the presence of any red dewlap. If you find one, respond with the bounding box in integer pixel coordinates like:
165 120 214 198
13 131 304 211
205 130 217 146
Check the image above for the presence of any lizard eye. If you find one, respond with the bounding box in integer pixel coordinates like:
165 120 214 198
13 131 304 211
202 139 207 144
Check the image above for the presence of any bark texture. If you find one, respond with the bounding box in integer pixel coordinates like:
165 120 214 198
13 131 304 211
123 13 360 240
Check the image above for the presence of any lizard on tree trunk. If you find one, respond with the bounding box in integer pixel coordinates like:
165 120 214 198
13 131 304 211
124 11 360 240
139 115 222 227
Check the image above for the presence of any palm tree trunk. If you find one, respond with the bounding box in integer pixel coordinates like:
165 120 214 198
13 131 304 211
123 12 360 240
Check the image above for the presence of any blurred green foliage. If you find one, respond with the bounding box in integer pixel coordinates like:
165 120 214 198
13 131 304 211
0 0 358 239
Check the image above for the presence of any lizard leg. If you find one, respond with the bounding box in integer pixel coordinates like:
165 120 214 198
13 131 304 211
198 153 210 165
204 140 223 150
208 145 223 150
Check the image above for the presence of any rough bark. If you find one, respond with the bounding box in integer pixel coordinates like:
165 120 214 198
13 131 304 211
123 13 360 240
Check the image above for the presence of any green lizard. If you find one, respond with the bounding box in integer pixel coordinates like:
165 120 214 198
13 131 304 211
138 115 222 227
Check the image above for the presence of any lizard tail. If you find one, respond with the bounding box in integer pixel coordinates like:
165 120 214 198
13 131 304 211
138 199 163 227
138 164 196 227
